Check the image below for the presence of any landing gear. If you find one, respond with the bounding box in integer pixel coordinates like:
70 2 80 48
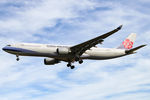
75 57 83 64
67 63 71 67
79 60 83 64
67 59 83 69
16 55 19 61
67 62 75 69
71 65 75 69
75 57 79 61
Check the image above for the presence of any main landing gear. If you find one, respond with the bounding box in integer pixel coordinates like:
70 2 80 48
67 62 75 69
67 59 83 69
79 60 83 64
16 55 19 61
75 57 83 64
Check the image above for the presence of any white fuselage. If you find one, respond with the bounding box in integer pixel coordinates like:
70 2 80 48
3 43 126 62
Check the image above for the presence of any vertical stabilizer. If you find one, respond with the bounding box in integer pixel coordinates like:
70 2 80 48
117 33 136 49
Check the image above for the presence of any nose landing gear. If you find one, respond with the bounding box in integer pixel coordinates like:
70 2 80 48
16 55 19 61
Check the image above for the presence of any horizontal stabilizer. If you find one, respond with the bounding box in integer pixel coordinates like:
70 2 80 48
125 44 147 54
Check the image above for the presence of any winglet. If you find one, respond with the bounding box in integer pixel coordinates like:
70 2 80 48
125 44 147 54
117 25 123 30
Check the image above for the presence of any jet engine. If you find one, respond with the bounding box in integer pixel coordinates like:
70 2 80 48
56 47 70 55
44 58 60 65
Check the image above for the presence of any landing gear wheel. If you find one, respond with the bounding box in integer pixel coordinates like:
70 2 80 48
16 55 19 61
79 60 83 64
67 61 75 69
67 62 71 67
71 66 75 69
16 57 19 61
67 63 71 67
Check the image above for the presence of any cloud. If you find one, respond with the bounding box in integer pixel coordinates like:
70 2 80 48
0 0 95 43
0 0 150 100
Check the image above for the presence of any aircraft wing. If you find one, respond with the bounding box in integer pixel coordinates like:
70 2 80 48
70 25 123 56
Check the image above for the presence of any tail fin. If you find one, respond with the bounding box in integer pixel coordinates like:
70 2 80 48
117 33 136 49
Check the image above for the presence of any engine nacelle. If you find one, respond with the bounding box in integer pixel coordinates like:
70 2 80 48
44 58 59 65
56 47 70 55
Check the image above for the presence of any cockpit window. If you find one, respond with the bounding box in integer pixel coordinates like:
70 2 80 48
7 45 11 46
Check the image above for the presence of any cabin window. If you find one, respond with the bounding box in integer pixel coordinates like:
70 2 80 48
47 45 56 47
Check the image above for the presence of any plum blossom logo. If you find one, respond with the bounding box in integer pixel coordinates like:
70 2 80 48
122 39 133 49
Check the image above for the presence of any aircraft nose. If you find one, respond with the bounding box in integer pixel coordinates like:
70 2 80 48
2 47 6 51
2 46 9 51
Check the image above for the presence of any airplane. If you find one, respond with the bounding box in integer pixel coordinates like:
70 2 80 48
2 25 146 69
